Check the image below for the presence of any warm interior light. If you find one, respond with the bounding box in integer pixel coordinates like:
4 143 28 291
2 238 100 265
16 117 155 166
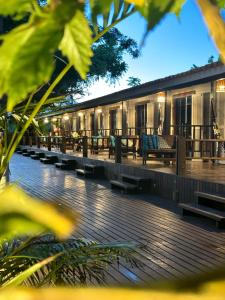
63 114 69 121
216 79 225 92
52 117 57 122
96 108 102 114
44 118 49 124
78 112 83 117
157 92 165 103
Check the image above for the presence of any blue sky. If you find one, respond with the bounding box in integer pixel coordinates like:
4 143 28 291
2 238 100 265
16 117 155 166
82 0 220 101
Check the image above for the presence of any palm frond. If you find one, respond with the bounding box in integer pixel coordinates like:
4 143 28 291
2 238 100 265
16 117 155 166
0 235 142 287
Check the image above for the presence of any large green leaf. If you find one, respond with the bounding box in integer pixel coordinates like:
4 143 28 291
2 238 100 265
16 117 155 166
0 185 77 240
197 0 225 62
138 0 185 31
0 0 33 16
0 19 63 112
59 10 93 80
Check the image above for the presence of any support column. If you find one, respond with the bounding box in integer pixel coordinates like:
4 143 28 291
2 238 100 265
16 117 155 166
163 92 171 135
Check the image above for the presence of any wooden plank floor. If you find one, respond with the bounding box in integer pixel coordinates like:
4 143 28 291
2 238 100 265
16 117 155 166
10 154 225 285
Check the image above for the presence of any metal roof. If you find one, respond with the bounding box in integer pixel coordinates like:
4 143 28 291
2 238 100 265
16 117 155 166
40 62 225 118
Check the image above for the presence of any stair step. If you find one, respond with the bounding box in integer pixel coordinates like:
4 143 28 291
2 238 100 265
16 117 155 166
76 169 93 177
40 157 58 164
110 180 138 193
16 150 23 154
30 152 45 160
179 203 225 228
23 150 35 157
30 155 39 160
84 164 104 176
121 173 150 189
196 191 225 205
55 163 74 170
61 159 76 165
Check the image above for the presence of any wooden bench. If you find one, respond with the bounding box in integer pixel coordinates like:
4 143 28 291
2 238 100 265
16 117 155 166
142 135 176 165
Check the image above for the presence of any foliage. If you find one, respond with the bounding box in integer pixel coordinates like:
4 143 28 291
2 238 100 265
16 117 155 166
127 76 141 87
0 185 76 241
0 235 140 286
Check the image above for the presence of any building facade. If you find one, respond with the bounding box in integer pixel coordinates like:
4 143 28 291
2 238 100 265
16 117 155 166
42 62 225 139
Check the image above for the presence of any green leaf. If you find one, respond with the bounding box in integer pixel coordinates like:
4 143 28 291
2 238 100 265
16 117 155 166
0 19 63 111
0 0 33 16
59 10 93 79
0 185 77 240
2 254 59 288
139 0 185 31
197 0 225 63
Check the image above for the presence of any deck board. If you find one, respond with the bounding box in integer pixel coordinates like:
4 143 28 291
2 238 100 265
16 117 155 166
10 154 225 285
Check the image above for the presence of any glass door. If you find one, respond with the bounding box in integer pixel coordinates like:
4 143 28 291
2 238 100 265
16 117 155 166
109 110 117 135
135 104 147 135
174 96 192 138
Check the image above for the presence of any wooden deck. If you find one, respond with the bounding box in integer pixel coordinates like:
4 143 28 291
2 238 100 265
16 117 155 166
10 154 225 285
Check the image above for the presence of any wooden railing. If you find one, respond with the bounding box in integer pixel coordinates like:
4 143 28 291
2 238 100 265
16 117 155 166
71 125 219 139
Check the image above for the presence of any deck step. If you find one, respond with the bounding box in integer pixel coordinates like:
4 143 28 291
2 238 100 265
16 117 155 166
84 164 104 176
76 169 93 177
30 152 45 160
121 174 151 190
23 150 35 157
110 180 138 193
55 162 74 170
61 159 77 166
179 203 225 228
195 192 225 210
40 156 58 164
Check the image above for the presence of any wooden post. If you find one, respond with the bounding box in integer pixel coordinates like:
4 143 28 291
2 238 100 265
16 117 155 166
36 136 40 148
115 136 122 164
29 136 32 147
83 136 88 158
176 136 186 176
47 136 51 151
60 136 66 154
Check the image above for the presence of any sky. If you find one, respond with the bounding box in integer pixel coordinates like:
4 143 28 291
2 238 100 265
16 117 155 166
80 0 220 102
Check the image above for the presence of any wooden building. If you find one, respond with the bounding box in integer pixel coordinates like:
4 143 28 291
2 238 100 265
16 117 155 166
41 62 225 139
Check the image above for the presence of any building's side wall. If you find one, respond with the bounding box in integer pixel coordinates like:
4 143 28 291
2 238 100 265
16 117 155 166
53 79 225 138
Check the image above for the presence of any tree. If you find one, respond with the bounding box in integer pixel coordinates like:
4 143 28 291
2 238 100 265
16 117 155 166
127 76 141 87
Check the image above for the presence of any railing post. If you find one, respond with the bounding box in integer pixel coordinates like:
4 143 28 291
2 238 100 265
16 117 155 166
60 136 66 154
28 136 32 147
176 136 186 176
36 136 40 148
47 136 51 152
115 136 122 164
22 136 26 146
83 136 88 158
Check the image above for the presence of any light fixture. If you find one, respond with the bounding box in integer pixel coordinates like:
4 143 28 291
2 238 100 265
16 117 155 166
78 112 83 117
44 118 49 124
96 108 102 114
157 92 165 103
52 117 57 122
216 79 225 92
63 114 69 121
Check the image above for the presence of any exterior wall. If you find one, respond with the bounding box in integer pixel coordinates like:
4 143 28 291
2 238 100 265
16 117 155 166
49 79 225 138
